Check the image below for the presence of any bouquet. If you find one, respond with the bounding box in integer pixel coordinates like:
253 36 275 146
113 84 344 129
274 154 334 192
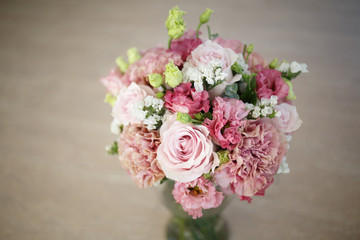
100 6 307 219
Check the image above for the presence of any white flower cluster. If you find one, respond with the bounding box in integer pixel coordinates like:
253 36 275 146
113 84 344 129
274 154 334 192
139 96 165 130
277 61 308 73
236 54 250 75
182 60 228 92
245 95 281 119
277 156 290 174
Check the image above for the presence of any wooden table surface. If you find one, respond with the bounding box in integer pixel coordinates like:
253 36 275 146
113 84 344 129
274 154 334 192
1 0 359 239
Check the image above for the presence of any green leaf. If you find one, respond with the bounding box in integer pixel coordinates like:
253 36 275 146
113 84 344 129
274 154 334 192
106 141 118 155
250 77 256 90
176 112 192 123
231 62 243 74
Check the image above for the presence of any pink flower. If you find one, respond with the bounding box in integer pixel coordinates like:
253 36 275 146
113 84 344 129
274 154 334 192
255 68 289 101
204 97 249 150
214 120 287 198
271 103 302 133
164 83 210 115
214 37 244 53
112 82 154 125
157 115 216 182
122 47 183 85
100 68 127 96
118 124 165 188
247 53 267 73
170 30 202 61
172 177 224 219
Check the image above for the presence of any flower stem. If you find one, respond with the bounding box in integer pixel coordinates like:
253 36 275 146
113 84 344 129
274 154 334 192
196 23 202 38
168 37 173 50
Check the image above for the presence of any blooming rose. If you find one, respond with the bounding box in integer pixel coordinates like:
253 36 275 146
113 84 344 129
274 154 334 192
204 97 249 150
112 82 154 125
164 83 210 115
271 103 302 133
187 40 241 98
157 114 216 182
214 120 287 198
119 124 165 188
170 30 202 61
100 68 127 96
255 68 289 101
172 177 224 219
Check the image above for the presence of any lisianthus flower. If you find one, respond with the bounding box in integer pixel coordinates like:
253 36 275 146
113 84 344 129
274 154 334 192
255 68 289 101
118 124 165 188
204 97 249 150
100 68 127 96
157 114 217 182
172 177 224 219
213 119 287 199
112 82 154 126
164 82 210 116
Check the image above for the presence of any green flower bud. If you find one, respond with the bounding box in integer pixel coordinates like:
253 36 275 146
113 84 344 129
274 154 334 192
127 47 141 65
176 112 192 124
156 92 165 99
200 8 214 24
115 57 129 73
269 58 278 69
148 73 164 88
246 44 254 54
104 93 117 107
217 150 230 165
166 6 186 39
164 60 183 88
283 78 296 100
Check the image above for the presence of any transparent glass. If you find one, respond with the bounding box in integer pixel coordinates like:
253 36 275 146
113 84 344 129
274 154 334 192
159 180 232 240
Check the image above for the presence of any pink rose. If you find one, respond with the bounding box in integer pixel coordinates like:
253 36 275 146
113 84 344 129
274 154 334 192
255 68 289 101
187 40 241 98
272 103 302 133
214 37 244 53
100 68 127 96
112 82 154 125
157 115 216 182
172 177 224 219
164 83 210 116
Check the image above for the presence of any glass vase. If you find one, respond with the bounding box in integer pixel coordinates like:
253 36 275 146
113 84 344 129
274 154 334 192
159 180 232 240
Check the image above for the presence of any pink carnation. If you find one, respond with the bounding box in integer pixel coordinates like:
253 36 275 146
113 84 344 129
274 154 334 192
121 47 183 85
164 83 210 115
204 97 249 150
172 177 224 219
100 68 127 96
170 30 202 61
214 120 287 198
118 124 165 188
255 68 289 101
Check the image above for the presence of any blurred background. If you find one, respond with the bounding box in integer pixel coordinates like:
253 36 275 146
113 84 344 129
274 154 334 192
0 0 359 239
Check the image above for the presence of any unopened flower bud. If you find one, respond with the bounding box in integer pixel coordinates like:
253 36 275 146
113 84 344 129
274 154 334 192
148 73 164 88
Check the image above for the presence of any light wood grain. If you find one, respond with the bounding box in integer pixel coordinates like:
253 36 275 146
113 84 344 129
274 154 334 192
0 0 359 239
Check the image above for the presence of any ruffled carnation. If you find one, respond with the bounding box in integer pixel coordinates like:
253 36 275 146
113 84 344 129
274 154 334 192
121 47 183 85
118 124 165 188
172 177 224 219
213 120 287 198
164 83 210 115
170 30 202 61
204 97 249 150
100 68 127 96
255 68 289 101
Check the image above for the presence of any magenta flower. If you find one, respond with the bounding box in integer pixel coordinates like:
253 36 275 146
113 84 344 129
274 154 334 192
255 68 289 101
172 177 224 219
204 97 249 150
164 83 210 115
118 124 165 188
170 30 202 61
213 120 287 199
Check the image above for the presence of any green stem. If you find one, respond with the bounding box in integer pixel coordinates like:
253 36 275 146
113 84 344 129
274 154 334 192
242 44 247 56
196 23 202 38
168 37 173 49
207 25 211 39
